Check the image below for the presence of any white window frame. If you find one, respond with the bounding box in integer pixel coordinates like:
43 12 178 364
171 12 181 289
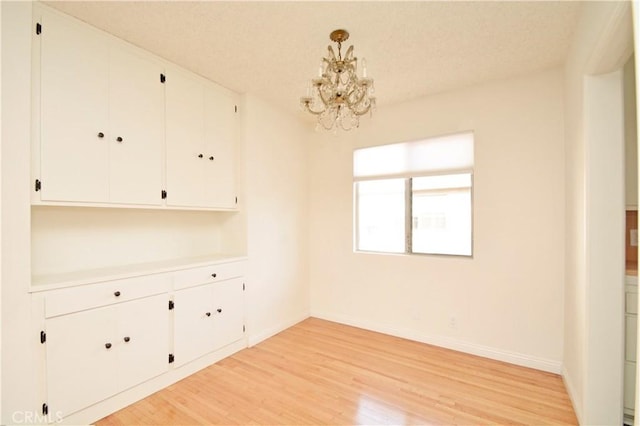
353 132 474 257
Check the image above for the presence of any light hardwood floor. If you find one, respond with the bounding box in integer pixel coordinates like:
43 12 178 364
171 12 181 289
97 318 577 425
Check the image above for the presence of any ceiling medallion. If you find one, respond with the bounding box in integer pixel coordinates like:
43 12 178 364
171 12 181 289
300 29 376 131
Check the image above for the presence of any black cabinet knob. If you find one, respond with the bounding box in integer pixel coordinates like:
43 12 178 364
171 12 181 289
116 136 123 142
209 156 214 161
198 154 204 158
123 336 130 343
105 343 112 349
97 132 105 138
211 273 217 278
114 291 121 297
217 308 222 313
205 312 211 317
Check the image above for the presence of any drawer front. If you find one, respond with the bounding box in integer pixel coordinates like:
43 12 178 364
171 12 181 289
45 273 171 318
173 261 244 290
628 292 638 314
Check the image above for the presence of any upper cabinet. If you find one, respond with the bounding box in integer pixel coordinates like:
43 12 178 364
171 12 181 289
38 11 164 205
39 11 110 203
33 7 239 211
166 68 239 209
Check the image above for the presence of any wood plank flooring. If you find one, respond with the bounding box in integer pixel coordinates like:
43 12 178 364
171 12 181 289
97 318 577 425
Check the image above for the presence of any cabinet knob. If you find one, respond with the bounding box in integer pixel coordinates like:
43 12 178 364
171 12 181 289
211 273 217 278
217 308 222 313
205 312 211 317
209 156 214 161
105 343 112 349
116 136 123 143
123 336 130 343
198 154 204 158
97 132 105 138
114 291 121 297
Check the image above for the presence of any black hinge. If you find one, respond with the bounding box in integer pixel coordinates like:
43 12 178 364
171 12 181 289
234 105 238 113
35 179 42 192
168 353 175 364
42 403 48 416
168 300 174 310
160 73 166 83
40 330 46 344
235 196 238 204
243 282 245 291
36 23 42 35
243 325 246 333
161 190 167 199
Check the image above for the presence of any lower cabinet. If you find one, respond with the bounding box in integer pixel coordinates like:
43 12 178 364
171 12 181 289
625 283 638 419
174 277 245 366
46 294 169 417
38 259 246 422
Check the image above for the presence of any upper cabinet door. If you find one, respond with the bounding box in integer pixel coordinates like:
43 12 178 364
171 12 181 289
108 48 164 205
40 12 110 202
165 69 206 207
204 84 238 209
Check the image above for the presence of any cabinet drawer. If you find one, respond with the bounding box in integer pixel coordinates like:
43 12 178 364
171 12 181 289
628 292 638 314
45 273 171 318
173 261 243 290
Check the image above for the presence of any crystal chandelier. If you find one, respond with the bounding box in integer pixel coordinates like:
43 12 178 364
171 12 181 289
300 29 376 131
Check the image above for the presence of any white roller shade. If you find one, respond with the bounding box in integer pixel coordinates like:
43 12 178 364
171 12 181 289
353 132 474 178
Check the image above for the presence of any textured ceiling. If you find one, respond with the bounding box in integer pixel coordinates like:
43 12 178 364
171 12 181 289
45 1 582 119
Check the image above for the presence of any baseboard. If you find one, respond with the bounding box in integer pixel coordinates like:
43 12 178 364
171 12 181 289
311 310 562 374
247 311 309 347
561 365 583 425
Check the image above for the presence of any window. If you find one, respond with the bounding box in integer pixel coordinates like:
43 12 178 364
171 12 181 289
354 132 474 256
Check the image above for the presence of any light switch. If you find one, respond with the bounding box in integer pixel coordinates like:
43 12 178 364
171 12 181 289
631 229 638 247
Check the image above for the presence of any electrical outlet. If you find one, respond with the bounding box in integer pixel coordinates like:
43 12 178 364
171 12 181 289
449 316 457 329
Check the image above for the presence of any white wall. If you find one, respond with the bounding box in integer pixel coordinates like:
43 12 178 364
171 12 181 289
1 2 36 422
309 68 565 372
241 94 310 346
625 56 638 207
584 70 625 425
563 2 632 424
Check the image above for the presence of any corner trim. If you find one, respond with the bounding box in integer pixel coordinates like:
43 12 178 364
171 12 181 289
247 312 309 347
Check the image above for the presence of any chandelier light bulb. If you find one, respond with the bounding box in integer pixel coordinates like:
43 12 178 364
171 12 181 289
300 29 375 131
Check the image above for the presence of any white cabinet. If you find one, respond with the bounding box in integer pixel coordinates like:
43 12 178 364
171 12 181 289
203 84 238 208
37 257 246 422
37 10 164 206
166 68 238 209
35 7 239 211
173 277 245 366
39 11 109 203
45 294 169 417
625 283 638 419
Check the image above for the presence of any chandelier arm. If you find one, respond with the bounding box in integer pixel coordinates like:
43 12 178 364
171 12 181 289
344 84 367 109
302 102 326 115
317 84 334 108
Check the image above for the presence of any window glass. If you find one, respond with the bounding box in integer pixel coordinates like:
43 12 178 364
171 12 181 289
356 179 405 253
412 174 472 256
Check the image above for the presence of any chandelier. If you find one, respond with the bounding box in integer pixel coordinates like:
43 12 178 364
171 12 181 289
300 29 376 131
